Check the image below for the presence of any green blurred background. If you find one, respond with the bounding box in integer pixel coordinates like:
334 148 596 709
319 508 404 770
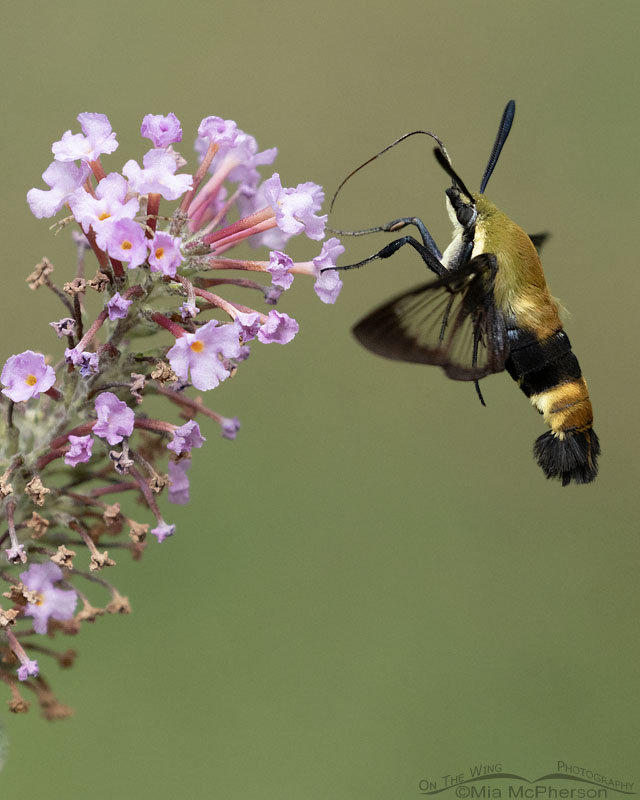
1 0 639 795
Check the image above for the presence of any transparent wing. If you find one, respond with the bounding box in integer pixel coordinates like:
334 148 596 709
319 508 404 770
352 254 508 380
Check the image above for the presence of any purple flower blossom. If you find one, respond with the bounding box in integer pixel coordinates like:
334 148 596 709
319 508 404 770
97 218 148 269
20 562 77 635
151 521 175 543
50 317 77 338
106 291 133 321
93 392 135 445
81 352 99 377
64 434 93 467
267 250 294 290
17 659 39 682
166 320 242 391
11 108 341 708
122 149 192 201
5 544 27 564
312 236 344 271
180 302 199 320
220 416 241 440
256 310 299 344
69 172 139 236
263 173 327 241
148 231 183 277
52 113 118 163
167 420 206 456
236 183 288 251
188 183 230 232
314 269 343 304
65 348 99 377
1 350 56 403
237 345 251 362
264 286 283 305
27 160 91 219
223 133 278 190
141 113 182 147
168 459 190 505
197 116 240 147
312 237 344 304
235 311 262 342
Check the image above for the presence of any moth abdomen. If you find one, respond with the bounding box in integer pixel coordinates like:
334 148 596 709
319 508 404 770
533 428 600 487
505 325 599 485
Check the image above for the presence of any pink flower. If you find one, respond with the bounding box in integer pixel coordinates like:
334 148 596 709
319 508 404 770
122 149 192 201
69 172 139 236
106 291 133 321
50 318 77 338
151 521 175 543
93 392 135 445
263 173 327 241
166 320 242 391
17 659 39 682
168 459 190 505
312 238 344 304
5 544 26 564
64 434 93 466
65 348 99 376
235 311 262 342
197 116 240 147
20 562 77 635
167 420 206 456
27 160 91 219
97 218 148 269
223 133 278 190
52 112 118 163
141 113 182 147
314 269 343 304
1 351 56 402
180 302 199 320
148 231 183 277
256 310 299 344
267 250 294 290
220 416 241 440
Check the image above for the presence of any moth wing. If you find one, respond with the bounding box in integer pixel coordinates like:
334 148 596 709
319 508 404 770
352 253 508 381
528 232 550 253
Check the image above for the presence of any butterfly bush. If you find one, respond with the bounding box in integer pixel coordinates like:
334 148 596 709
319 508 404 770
0 111 343 718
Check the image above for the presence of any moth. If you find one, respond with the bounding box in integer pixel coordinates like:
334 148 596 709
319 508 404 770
331 100 599 485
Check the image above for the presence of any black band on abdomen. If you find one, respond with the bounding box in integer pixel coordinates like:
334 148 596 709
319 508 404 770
507 329 572 375
505 328 582 396
519 351 582 396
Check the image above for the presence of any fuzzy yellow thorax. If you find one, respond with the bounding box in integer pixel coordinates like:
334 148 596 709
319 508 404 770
472 194 560 338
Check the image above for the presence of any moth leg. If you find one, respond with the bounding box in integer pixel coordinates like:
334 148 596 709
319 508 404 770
471 319 487 406
381 217 442 260
329 234 446 277
473 380 486 406
331 216 440 253
439 294 456 342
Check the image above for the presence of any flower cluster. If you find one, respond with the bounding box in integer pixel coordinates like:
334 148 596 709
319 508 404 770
0 111 343 717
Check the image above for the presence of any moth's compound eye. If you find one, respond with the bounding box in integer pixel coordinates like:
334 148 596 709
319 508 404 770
456 205 476 227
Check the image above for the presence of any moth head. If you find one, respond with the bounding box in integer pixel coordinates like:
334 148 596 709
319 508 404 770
445 186 477 231
436 99 517 235
433 147 477 233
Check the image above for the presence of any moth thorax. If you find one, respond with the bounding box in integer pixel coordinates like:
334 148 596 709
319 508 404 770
441 195 465 270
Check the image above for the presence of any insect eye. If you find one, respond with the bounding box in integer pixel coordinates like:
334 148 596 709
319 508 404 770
456 205 476 227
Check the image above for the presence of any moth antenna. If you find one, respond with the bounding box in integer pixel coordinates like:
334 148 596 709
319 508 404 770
330 130 451 213
479 99 516 193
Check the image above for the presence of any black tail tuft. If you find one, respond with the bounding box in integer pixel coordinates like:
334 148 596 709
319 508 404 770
533 429 600 486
